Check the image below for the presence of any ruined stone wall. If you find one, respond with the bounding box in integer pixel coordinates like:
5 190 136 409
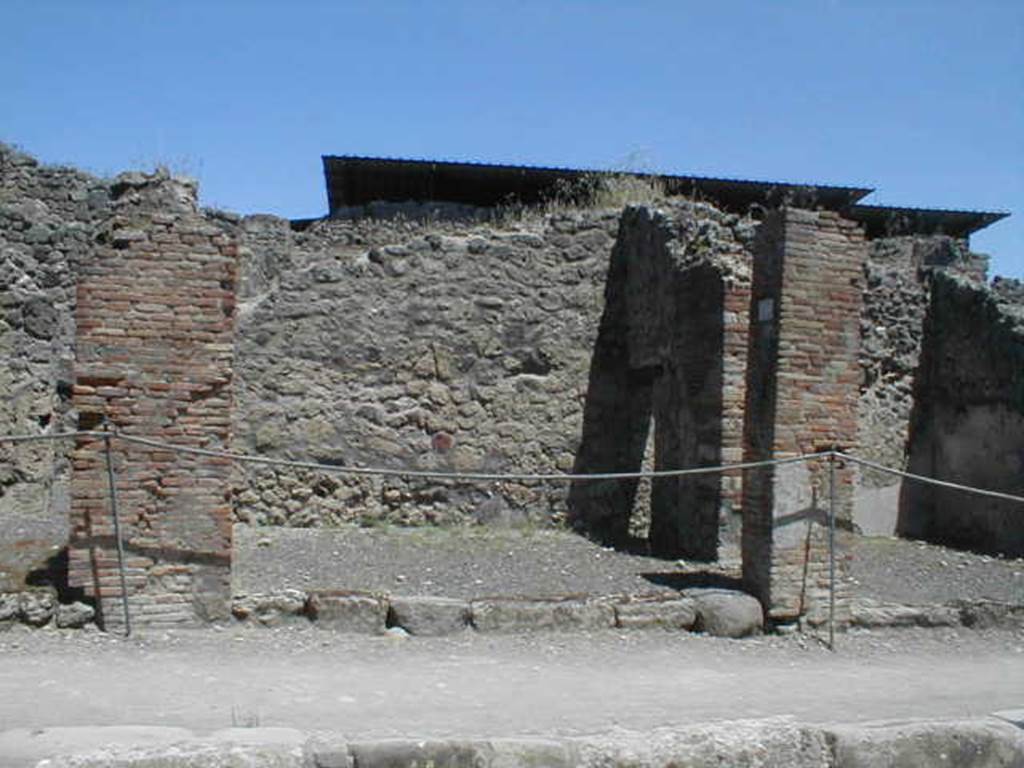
854 236 991 536
743 208 865 623
67 172 238 626
617 204 753 559
0 144 107 591
5 145 1022 629
564 210 656 545
900 272 1024 556
230 199 758 560
230 210 619 529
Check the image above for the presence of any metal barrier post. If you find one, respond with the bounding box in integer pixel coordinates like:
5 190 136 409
102 420 132 637
827 451 837 652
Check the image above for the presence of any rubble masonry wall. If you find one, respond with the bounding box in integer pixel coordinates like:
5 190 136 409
0 144 106 592
900 272 1024 556
230 209 619 529
3 144 1022 627
853 235 988 536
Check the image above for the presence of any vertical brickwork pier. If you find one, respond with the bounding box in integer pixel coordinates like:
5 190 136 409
68 173 238 628
647 236 752 560
605 204 753 560
742 208 865 623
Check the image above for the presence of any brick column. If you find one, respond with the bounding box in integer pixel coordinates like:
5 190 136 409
68 175 238 628
742 208 864 622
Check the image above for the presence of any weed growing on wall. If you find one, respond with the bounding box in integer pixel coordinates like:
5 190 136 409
546 173 666 211
492 172 667 227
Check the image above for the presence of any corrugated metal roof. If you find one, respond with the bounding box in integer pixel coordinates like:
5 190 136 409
319 155 1008 237
848 204 1009 239
322 155 872 216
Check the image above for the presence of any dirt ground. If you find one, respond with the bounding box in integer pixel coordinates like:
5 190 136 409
841 531 1024 605
233 524 1024 605
1 624 1022 766
232 524 685 599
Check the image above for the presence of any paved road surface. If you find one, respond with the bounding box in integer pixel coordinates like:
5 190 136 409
1 625 1021 765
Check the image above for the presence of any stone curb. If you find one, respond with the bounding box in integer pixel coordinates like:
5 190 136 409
228 590 767 637
346 738 576 768
228 590 1024 637
389 596 471 636
824 718 1024 768
24 717 1024 767
7 587 1018 637
849 598 1024 631
470 597 616 633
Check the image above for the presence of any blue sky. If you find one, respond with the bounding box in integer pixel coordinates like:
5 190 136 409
4 1 1022 277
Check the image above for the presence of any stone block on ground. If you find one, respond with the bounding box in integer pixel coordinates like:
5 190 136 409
56 601 96 628
849 598 961 629
488 739 576 768
308 592 387 634
303 734 353 768
0 593 19 624
346 739 574 768
826 718 1024 768
614 597 697 630
232 590 309 627
574 717 831 768
956 600 1024 630
19 590 56 627
388 596 470 636
471 598 615 633
687 589 763 638
36 743 307 767
347 739 486 768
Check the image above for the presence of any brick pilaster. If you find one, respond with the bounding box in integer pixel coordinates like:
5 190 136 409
68 179 238 627
742 208 865 622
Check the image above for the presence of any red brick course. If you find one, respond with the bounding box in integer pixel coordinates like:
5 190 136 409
742 208 865 622
68 194 238 628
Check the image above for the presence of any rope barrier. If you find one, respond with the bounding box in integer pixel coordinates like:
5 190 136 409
1 429 1022 503
837 452 1024 505
3 427 1019 647
112 433 831 482
0 430 102 444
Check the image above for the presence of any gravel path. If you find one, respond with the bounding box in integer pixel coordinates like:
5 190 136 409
233 523 1023 606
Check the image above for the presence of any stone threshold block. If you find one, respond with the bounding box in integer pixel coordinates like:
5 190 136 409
388 596 471 636
613 596 697 630
847 598 960 629
470 597 616 633
232 590 310 627
308 591 388 634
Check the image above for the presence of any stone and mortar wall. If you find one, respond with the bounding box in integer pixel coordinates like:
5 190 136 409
5 144 1023 629
67 172 238 626
743 208 865 622
230 210 619 529
853 235 990 536
900 272 1024 556
231 200 758 561
0 143 107 592
206 197 760 563
616 204 754 558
